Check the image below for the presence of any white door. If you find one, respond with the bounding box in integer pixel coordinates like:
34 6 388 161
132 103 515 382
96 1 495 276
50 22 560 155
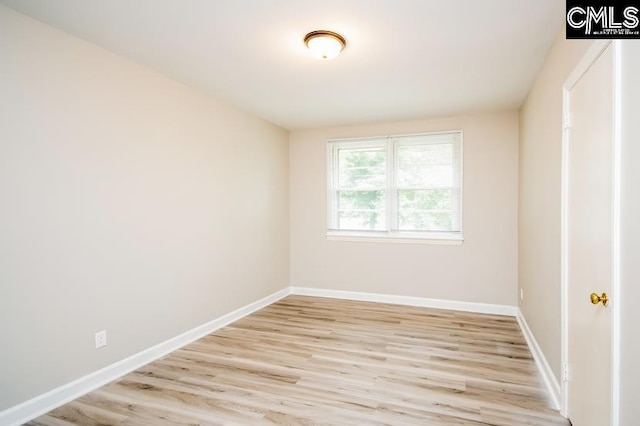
565 44 614 425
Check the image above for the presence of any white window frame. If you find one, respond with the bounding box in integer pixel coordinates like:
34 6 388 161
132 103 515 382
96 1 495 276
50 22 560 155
326 131 463 245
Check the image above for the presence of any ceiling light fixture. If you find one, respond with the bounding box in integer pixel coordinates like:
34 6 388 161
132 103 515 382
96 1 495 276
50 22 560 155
304 30 346 60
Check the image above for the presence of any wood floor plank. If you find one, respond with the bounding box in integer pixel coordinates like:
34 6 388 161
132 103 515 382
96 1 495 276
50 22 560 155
25 295 568 425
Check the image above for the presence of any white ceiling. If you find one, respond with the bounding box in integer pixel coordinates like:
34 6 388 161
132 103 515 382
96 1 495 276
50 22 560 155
0 0 564 130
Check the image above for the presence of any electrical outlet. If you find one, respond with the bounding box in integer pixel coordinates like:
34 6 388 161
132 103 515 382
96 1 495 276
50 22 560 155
95 330 107 349
520 288 524 302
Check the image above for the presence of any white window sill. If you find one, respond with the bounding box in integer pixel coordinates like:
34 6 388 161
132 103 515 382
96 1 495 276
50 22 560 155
326 231 464 245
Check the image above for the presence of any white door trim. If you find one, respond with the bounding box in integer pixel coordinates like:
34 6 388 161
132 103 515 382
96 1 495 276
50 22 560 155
560 39 621 425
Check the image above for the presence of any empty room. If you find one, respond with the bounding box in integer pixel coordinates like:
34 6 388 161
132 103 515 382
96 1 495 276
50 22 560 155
1 1 639 425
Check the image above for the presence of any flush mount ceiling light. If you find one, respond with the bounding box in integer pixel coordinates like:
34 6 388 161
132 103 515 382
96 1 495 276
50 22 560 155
304 30 346 60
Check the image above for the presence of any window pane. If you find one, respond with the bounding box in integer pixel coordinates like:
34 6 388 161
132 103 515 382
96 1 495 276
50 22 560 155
398 212 452 232
338 148 386 189
397 189 454 231
397 143 453 187
338 210 386 231
338 190 385 211
398 189 452 211
337 190 385 230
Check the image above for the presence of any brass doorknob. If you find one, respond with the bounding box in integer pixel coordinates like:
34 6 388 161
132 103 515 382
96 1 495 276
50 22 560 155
590 292 609 306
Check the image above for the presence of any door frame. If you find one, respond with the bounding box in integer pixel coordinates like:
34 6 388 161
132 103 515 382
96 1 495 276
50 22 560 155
560 40 621 424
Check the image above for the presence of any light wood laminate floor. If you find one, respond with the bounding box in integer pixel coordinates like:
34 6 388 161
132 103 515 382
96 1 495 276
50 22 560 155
27 296 569 425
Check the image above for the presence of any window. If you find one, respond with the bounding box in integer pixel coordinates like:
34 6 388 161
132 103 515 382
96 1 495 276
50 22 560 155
327 131 462 243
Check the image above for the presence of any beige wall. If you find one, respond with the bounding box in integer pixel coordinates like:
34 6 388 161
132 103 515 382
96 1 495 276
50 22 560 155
290 113 518 305
518 31 592 382
620 40 640 426
0 6 289 410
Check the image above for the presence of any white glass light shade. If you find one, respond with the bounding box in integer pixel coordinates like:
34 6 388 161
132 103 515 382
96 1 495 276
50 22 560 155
304 31 346 60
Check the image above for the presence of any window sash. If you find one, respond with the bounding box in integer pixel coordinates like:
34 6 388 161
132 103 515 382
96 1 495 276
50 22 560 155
327 132 462 238
393 135 462 233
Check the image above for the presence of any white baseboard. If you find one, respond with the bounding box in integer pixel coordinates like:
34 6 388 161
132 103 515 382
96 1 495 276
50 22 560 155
290 287 518 316
516 308 562 410
0 287 290 426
